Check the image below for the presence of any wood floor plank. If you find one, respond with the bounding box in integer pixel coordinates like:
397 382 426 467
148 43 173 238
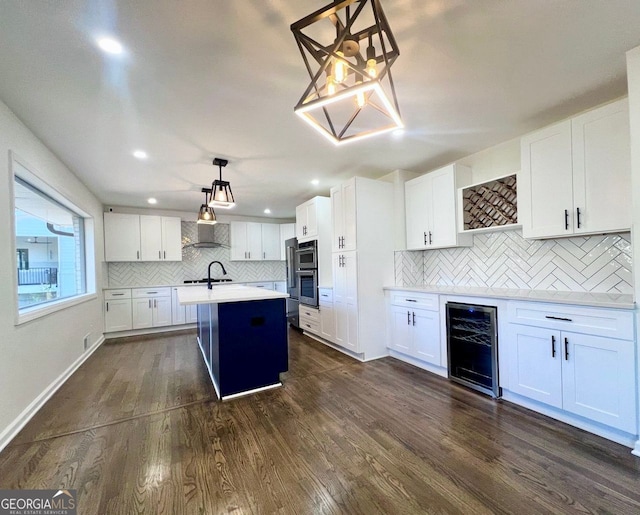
1 328 640 514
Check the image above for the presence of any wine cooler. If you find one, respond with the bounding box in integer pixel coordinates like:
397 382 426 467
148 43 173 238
446 302 500 398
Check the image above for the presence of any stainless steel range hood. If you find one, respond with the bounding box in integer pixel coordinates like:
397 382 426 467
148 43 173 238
190 223 225 248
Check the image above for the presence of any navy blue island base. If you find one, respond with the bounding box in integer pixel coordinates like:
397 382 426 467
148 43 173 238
197 298 288 400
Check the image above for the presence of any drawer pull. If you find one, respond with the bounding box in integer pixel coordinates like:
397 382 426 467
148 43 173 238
321 294 329 297
147 291 158 294
405 299 417 302
305 324 311 328
545 315 572 322
112 293 124 296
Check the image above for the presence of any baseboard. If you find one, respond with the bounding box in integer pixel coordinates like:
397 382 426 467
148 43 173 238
104 324 196 339
0 335 106 454
502 390 638 450
388 349 448 378
302 331 366 362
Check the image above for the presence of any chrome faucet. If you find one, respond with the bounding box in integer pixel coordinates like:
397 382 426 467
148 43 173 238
207 261 228 289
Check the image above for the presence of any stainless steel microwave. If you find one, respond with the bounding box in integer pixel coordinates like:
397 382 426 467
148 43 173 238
296 240 318 269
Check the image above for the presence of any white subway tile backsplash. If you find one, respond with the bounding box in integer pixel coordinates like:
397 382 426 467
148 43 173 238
394 229 632 294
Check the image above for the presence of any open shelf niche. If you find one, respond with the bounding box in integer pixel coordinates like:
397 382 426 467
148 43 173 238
457 173 519 234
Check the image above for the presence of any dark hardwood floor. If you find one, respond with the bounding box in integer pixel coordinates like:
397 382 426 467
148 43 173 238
1 328 639 514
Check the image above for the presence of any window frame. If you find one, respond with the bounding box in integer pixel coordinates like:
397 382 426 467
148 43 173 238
9 151 97 326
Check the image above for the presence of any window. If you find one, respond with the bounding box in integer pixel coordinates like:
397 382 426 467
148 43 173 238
13 175 87 311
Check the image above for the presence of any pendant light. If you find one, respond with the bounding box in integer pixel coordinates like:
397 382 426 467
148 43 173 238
208 157 235 209
197 188 217 224
291 0 402 145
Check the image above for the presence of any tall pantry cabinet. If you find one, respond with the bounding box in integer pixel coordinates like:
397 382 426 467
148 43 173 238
330 177 394 360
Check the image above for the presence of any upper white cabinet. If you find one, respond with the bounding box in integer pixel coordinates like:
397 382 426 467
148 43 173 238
229 222 282 261
296 196 330 243
104 213 182 262
331 178 357 252
104 213 141 261
520 98 631 239
279 223 295 260
405 164 472 250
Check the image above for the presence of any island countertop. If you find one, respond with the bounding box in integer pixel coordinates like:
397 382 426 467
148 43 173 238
177 284 289 305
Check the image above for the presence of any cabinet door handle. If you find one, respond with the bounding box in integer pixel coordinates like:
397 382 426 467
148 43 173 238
423 231 427 245
159 250 161 259
545 315 572 322
149 299 151 308
405 299 417 302
164 251 166 259
429 231 432 245
248 252 251 259
576 207 582 229
154 299 157 308
551 335 556 357
137 250 140 260
106 302 109 312
407 311 411 325
412 312 416 326
263 252 266 259
564 209 569 230
564 337 569 360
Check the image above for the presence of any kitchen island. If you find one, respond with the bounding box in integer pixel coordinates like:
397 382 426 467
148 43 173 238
177 284 289 400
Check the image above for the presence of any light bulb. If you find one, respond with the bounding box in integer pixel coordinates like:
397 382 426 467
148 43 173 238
214 188 227 202
366 58 377 79
327 75 336 96
334 51 346 83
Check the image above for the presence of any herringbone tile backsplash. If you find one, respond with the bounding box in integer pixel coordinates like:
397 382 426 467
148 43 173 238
395 229 632 294
107 222 286 287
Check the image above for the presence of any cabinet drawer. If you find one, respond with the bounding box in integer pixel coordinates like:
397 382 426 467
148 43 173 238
508 301 634 340
132 287 171 299
390 291 439 311
318 288 333 303
299 305 320 323
300 318 320 335
104 289 131 300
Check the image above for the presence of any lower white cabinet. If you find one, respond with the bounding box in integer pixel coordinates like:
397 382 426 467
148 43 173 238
333 251 358 352
506 302 636 433
132 288 172 329
299 305 320 335
105 289 133 332
171 287 197 325
387 292 440 366
319 288 335 342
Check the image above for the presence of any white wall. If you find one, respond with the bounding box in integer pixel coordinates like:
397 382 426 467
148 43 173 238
458 137 521 184
625 45 640 456
0 99 105 449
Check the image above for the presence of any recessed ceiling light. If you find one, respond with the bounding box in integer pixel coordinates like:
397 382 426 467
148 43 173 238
264 208 271 214
133 150 148 160
97 37 123 55
311 179 320 186
147 198 157 204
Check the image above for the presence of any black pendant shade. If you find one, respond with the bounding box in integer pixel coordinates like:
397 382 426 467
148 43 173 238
197 188 217 224
208 158 235 209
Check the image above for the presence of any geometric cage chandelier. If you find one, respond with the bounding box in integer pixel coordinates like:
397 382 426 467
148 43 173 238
290 0 402 145
208 157 235 209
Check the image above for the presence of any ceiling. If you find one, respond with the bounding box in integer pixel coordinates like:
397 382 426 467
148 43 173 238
0 1 639 219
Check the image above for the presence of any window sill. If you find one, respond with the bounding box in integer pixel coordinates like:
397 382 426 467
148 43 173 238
16 292 98 325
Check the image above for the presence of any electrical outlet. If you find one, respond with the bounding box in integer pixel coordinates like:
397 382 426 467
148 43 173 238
83 333 90 350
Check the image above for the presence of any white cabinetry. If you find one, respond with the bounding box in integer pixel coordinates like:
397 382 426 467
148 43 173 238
279 223 295 260
387 291 440 365
171 287 197 325
296 197 331 243
104 289 132 332
230 222 281 261
520 98 631 238
104 213 182 262
331 178 357 252
132 288 172 329
104 213 142 262
405 164 472 250
299 305 321 335
506 301 636 433
330 177 394 360
319 288 335 342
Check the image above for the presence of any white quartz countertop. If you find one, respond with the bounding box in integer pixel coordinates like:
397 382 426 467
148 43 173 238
177 284 289 305
384 285 635 309
104 280 285 290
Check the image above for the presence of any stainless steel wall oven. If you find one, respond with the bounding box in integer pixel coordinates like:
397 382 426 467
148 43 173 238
297 269 319 307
